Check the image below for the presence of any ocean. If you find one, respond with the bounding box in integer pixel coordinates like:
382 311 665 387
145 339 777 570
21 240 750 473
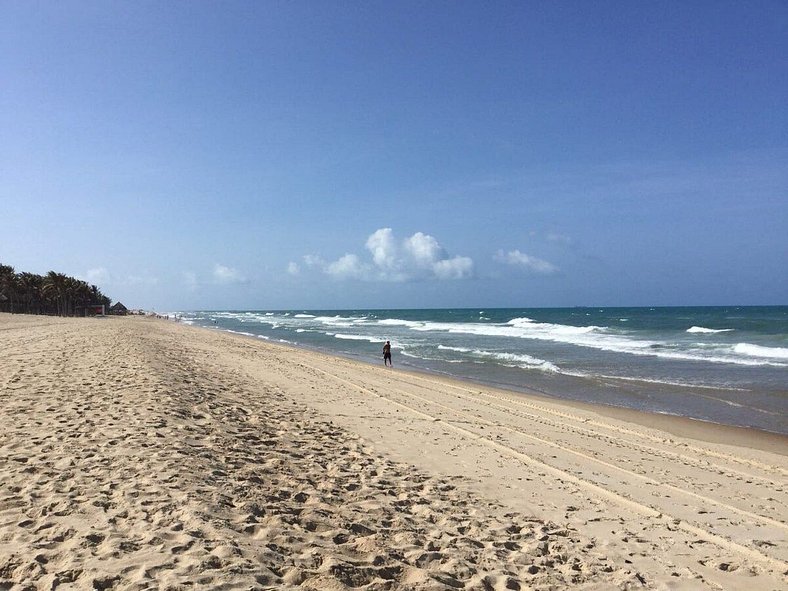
179 306 788 435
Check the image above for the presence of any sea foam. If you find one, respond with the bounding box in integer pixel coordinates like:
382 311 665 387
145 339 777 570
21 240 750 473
733 343 788 360
334 333 381 343
437 345 559 372
379 317 786 367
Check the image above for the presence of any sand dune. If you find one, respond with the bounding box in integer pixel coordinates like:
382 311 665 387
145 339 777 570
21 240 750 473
1 314 785 590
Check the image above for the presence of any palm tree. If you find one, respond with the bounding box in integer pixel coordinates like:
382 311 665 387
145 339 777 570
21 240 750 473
64 276 77 316
0 265 18 313
71 279 92 316
17 272 43 314
2 265 115 316
89 284 111 313
42 271 68 316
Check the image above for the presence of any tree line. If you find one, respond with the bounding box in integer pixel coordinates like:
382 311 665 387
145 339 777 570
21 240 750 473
0 264 113 316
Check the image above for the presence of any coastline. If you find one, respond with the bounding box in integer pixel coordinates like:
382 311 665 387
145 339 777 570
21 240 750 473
213 321 788 449
183 306 788 437
356 357 788 455
2 313 786 590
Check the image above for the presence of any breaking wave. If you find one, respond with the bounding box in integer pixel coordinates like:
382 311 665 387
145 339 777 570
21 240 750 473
687 326 733 334
733 343 788 360
438 345 559 372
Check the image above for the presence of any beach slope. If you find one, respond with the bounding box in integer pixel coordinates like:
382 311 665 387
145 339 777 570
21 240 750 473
1 314 785 590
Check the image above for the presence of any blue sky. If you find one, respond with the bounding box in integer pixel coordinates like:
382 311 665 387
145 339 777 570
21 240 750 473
1 1 786 310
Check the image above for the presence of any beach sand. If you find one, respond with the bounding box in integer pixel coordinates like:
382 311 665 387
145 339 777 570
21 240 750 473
1 314 786 590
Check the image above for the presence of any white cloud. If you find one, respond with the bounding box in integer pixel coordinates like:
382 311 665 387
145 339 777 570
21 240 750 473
287 262 300 275
302 254 325 268
365 228 399 271
404 232 444 268
495 249 558 274
433 256 474 279
213 264 246 284
326 254 369 279
85 267 111 285
300 228 473 282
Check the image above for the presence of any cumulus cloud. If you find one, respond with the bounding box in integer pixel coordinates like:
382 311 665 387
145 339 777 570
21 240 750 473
366 228 399 272
433 256 474 279
302 254 325 268
85 267 111 285
213 264 246 284
287 262 300 275
404 232 444 268
299 228 473 282
495 249 558 274
326 254 369 279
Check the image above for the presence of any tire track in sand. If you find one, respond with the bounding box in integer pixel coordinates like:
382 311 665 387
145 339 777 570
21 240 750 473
380 370 788 479
299 361 788 577
363 370 785 487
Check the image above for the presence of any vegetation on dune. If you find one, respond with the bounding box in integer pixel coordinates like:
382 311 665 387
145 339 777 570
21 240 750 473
0 264 112 316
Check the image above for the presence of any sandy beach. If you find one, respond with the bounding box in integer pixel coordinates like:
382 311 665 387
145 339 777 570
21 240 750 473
1 314 786 590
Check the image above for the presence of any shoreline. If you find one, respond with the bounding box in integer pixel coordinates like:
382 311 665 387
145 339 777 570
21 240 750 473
2 313 786 590
199 320 788 452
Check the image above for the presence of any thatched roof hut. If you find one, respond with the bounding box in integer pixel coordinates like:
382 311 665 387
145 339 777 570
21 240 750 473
109 302 128 315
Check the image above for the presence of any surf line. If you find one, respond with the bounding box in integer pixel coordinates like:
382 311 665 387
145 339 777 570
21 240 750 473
390 369 788 478
379 374 788 532
384 372 784 483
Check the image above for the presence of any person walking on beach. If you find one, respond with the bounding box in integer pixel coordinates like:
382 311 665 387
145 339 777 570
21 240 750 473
383 340 392 367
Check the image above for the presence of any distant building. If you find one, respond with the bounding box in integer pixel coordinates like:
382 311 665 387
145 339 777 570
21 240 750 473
109 302 128 315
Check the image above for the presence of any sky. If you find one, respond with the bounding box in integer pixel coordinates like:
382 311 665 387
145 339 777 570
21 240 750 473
1 1 786 310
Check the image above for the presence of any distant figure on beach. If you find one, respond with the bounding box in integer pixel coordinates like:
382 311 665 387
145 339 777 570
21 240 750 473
383 340 392 367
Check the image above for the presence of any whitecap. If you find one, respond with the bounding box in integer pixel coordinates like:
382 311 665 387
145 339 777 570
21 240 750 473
315 315 356 326
687 326 733 334
437 344 559 372
391 317 785 367
438 345 473 353
378 318 424 327
475 350 560 372
334 333 380 343
733 343 788 360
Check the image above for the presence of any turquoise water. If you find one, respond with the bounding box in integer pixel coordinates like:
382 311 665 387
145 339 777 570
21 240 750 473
180 306 788 435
